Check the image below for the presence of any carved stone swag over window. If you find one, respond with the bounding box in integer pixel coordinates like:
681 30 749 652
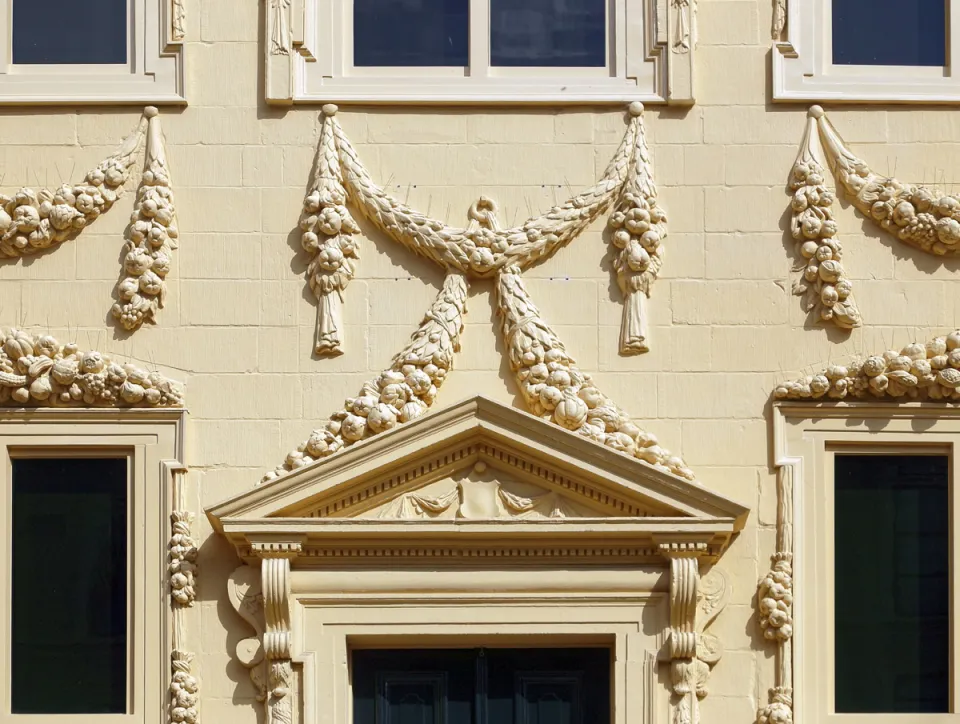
207 396 748 724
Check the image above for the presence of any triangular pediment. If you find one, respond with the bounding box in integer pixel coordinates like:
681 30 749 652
207 397 748 540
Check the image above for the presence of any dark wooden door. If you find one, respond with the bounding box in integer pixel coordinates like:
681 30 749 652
352 647 610 724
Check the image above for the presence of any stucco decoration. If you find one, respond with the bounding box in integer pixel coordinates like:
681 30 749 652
113 108 180 331
814 106 960 256
170 650 199 724
228 565 268 701
262 273 468 482
172 0 186 41
300 105 360 355
169 465 198 724
372 470 596 520
257 542 299 724
0 328 184 407
496 268 695 481
788 110 861 330
661 543 730 724
169 511 198 606
270 0 292 54
306 102 663 353
772 0 786 38
672 0 698 53
0 111 148 258
774 330 960 401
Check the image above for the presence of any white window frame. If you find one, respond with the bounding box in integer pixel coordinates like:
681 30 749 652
774 402 960 723
0 0 185 105
773 0 960 103
265 0 696 104
0 409 186 724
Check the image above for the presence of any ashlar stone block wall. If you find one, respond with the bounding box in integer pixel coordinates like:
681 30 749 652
0 0 955 721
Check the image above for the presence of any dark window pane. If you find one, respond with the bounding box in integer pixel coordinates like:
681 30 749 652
833 0 945 66
13 0 127 65
491 0 606 67
834 454 949 713
354 0 468 67
12 458 128 714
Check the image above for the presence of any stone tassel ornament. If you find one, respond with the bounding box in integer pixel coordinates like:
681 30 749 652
262 273 468 482
788 109 860 330
495 267 695 481
0 111 148 258
300 105 360 355
608 102 667 354
815 105 960 256
113 107 180 331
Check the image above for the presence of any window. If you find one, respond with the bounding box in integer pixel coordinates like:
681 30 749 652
12 458 129 714
773 403 960 723
0 409 185 724
352 648 611 724
265 0 693 103
773 0 960 102
0 0 185 104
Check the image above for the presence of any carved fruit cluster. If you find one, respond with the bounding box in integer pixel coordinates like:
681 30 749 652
775 331 960 401
497 271 694 481
757 688 793 724
789 157 859 328
758 554 793 642
0 329 184 407
170 651 199 724
0 159 136 257
169 511 198 607
609 190 666 296
262 274 468 482
113 112 179 330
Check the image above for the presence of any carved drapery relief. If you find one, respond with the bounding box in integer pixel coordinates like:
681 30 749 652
660 544 729 724
300 105 360 355
775 330 960 401
228 565 268 701
496 268 694 481
772 0 786 38
270 0 293 55
372 467 595 520
671 0 697 53
113 108 180 331
788 110 860 330
263 272 467 482
172 0 186 41
0 112 147 258
0 328 183 407
813 106 960 257
757 459 795 723
297 103 664 355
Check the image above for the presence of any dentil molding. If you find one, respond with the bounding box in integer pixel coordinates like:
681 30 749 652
774 330 960 402
0 328 184 407
787 109 860 330
297 103 666 356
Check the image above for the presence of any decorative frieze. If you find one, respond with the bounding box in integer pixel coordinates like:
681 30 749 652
497 267 694 481
113 108 180 331
788 109 860 330
774 330 960 401
263 273 468 482
0 328 184 407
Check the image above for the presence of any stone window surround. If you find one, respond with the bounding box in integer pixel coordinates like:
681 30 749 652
0 0 185 104
0 408 188 724
773 0 960 103
264 0 698 104
772 402 960 723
